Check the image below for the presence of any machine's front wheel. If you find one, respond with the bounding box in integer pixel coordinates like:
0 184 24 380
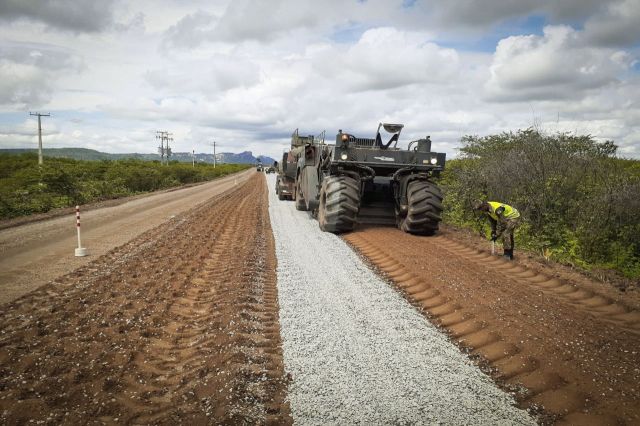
399 180 443 235
318 175 360 233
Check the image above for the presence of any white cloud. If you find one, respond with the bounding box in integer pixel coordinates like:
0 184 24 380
584 0 640 47
485 25 631 102
213 0 317 42
0 42 83 108
145 55 261 95
313 28 459 91
0 0 118 32
161 10 219 49
429 0 611 29
0 0 638 160
0 62 50 106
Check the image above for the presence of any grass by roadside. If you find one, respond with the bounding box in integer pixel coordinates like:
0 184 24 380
0 153 250 220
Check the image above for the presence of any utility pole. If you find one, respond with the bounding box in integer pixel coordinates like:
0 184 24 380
210 141 217 168
30 112 50 165
192 149 195 168
155 131 173 165
166 136 173 164
156 131 165 164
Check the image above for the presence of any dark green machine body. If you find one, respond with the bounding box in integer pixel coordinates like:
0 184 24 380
295 123 446 234
275 129 314 200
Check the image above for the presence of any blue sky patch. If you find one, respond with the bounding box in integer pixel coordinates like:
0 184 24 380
438 14 548 53
0 111 107 130
330 22 369 44
0 112 31 126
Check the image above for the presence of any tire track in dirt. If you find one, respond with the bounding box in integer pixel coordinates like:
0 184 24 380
344 228 640 425
0 173 291 425
434 237 640 333
0 170 253 306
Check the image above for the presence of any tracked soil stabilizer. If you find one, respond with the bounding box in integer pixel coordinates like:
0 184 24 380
295 123 445 235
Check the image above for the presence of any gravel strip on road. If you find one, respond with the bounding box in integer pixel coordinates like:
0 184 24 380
266 174 535 425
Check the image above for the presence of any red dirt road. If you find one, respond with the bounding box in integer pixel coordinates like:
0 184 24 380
0 170 252 305
345 227 640 424
3 170 639 424
0 173 290 424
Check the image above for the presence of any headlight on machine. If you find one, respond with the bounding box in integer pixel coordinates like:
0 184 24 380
341 153 348 160
340 134 350 149
430 157 438 165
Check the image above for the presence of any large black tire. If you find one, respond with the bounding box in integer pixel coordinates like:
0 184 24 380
295 177 308 211
318 176 360 233
399 180 443 235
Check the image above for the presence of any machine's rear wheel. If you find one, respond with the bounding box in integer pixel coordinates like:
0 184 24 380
399 180 443 235
275 177 281 196
318 176 360 233
295 177 308 211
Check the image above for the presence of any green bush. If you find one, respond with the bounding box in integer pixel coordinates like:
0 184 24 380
0 153 250 219
439 129 640 279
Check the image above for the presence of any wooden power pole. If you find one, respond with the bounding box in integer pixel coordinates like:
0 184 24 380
30 112 50 165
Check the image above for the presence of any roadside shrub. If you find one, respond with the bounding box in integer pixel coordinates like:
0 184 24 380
439 129 640 279
0 153 250 219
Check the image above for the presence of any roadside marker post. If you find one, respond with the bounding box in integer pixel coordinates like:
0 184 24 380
74 205 88 257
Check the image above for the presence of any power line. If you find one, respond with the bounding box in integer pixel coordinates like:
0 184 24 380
155 131 173 165
29 112 50 165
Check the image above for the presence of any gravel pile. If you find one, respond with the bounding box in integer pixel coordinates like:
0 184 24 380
266 175 534 425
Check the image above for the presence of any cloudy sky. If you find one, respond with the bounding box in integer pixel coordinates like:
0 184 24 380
1 0 639 159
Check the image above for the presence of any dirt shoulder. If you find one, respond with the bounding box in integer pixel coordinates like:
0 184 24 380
440 224 640 307
345 226 640 425
0 170 252 305
0 170 249 232
0 173 291 424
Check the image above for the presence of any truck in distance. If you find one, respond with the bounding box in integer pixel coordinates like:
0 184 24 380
275 129 320 201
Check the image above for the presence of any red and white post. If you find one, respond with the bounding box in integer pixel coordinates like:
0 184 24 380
74 205 87 257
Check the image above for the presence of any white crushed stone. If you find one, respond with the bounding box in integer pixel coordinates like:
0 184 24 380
266 174 535 425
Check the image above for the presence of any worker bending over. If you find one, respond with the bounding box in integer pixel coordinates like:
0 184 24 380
473 201 520 260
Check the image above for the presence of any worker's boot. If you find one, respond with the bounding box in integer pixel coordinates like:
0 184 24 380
503 249 514 260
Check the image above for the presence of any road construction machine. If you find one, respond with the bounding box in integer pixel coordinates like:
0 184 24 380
275 129 317 201
294 123 445 235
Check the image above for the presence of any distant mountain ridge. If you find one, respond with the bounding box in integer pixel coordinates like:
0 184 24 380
0 148 275 165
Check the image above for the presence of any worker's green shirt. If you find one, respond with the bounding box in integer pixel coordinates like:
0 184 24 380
487 201 520 221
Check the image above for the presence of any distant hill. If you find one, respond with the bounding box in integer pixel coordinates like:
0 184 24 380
0 148 275 165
